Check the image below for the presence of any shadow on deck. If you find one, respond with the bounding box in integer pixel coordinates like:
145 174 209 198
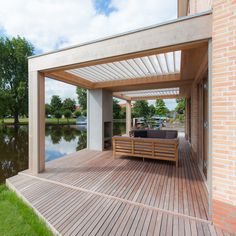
6 138 232 236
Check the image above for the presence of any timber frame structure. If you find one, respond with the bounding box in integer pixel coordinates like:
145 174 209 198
10 0 236 234
28 10 212 172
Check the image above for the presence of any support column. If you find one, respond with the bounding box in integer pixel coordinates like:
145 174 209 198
87 89 113 151
126 100 132 135
28 71 45 174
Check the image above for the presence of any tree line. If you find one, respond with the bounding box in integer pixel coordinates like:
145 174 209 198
113 99 170 119
77 88 185 119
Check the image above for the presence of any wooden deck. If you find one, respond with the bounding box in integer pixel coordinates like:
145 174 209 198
6 138 233 236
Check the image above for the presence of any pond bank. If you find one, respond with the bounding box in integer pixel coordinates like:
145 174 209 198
1 118 77 125
0 185 53 236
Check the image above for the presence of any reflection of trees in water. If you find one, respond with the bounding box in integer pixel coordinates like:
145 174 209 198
76 131 87 151
0 125 28 183
48 126 63 144
0 123 125 183
63 126 77 142
46 125 87 151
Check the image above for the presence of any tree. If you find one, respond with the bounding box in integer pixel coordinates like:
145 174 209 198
50 95 62 115
155 99 168 116
76 87 87 111
54 110 62 124
64 110 72 124
74 110 81 118
175 98 186 114
0 90 10 122
120 107 126 119
45 104 51 117
62 98 76 113
0 36 34 124
82 110 87 116
149 104 156 117
132 100 149 118
113 99 121 119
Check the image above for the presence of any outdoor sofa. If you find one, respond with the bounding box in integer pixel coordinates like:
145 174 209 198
112 130 179 167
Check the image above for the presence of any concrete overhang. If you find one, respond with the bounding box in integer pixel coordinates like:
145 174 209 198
29 11 212 74
28 11 212 96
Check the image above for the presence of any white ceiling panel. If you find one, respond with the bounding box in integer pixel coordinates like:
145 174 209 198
118 88 179 99
66 51 181 83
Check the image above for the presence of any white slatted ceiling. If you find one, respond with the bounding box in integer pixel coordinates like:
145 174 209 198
66 51 181 82
119 88 179 98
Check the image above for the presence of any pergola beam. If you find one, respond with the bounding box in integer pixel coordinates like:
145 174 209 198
129 94 180 101
45 71 94 89
113 93 131 101
110 78 194 92
93 74 180 89
194 50 208 84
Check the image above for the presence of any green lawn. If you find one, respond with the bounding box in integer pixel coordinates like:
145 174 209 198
1 117 76 125
0 185 53 236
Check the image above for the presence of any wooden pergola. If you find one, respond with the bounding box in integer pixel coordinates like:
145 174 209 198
28 11 211 174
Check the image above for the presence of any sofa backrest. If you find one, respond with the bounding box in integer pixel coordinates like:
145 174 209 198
165 130 178 139
133 130 148 138
147 130 166 139
133 129 178 139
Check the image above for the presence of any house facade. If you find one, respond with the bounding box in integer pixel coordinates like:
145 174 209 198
179 0 236 233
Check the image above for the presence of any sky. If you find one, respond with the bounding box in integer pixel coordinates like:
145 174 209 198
0 0 178 110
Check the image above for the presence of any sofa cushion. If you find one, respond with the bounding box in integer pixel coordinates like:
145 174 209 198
133 130 148 138
132 129 178 139
147 130 166 139
165 130 178 139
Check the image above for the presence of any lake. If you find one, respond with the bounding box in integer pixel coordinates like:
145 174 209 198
0 122 125 183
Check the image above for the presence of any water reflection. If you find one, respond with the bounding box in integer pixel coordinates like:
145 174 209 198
0 125 28 183
45 125 87 162
0 122 125 183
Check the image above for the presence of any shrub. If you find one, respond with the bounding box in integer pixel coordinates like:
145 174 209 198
54 111 62 124
74 110 81 118
64 110 72 124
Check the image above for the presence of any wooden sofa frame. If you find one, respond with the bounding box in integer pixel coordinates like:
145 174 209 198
112 136 179 167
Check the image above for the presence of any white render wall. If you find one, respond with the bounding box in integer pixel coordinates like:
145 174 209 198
87 89 113 151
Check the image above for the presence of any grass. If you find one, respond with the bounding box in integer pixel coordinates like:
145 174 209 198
0 185 53 236
1 118 77 125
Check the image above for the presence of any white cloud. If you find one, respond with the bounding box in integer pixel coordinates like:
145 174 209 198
0 0 177 52
45 77 77 103
0 0 177 103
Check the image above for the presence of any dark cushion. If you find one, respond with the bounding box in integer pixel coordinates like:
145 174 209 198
147 130 166 139
133 130 148 138
132 129 178 139
165 130 178 139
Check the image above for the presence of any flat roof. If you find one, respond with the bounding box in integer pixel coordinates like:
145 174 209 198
28 10 211 60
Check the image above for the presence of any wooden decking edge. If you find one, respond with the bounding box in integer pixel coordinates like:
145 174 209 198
6 177 61 236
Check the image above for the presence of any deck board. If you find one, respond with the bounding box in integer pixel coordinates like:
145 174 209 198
6 137 233 236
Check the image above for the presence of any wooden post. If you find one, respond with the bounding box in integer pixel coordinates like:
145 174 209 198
112 138 116 159
28 71 45 174
126 100 131 135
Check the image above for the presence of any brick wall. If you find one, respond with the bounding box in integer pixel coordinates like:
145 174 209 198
212 0 236 233
188 0 212 15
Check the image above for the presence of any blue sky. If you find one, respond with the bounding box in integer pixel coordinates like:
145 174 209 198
0 0 177 110
94 0 117 16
